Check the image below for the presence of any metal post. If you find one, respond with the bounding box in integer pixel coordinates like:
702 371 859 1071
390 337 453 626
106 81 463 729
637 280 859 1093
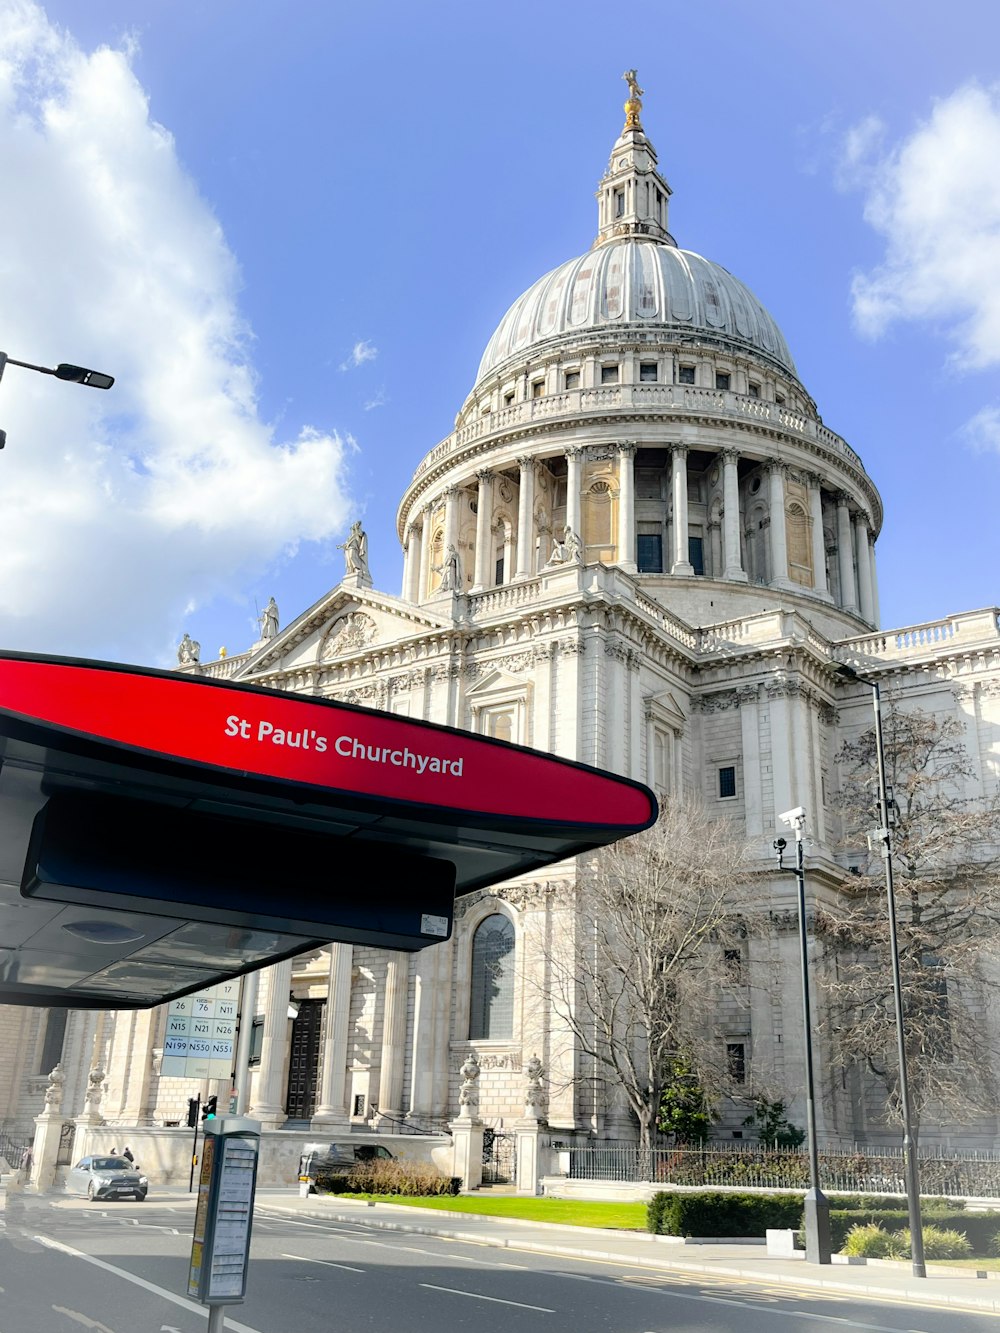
188 1096 200 1194
207 1303 226 1332
233 970 259 1116
870 680 926 1278
791 826 831 1264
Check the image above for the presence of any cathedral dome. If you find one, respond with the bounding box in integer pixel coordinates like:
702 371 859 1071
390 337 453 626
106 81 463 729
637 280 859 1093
475 239 796 386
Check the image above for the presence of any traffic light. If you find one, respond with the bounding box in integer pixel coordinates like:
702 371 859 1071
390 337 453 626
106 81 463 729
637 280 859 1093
186 1097 199 1128
202 1095 218 1121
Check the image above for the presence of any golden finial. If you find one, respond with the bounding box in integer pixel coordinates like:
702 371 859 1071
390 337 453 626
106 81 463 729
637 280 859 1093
622 68 644 129
219 646 227 658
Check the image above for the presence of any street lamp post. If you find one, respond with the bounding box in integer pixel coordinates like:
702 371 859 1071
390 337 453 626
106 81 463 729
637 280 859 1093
834 662 926 1278
774 806 831 1265
0 350 114 447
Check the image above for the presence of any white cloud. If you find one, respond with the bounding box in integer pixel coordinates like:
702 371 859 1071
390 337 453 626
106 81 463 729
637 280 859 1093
961 404 1000 454
0 2 353 661
835 113 885 191
847 84 1000 368
340 339 378 371
364 388 387 411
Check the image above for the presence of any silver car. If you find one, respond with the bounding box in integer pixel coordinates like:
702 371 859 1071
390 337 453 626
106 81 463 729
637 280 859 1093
67 1154 148 1201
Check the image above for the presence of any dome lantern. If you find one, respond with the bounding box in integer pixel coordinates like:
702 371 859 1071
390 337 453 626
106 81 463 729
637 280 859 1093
595 71 675 248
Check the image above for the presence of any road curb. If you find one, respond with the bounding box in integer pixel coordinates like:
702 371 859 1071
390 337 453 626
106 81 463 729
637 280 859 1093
258 1201 1000 1315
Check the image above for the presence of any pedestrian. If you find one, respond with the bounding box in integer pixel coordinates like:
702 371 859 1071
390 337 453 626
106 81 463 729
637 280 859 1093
122 1146 134 1164
18 1145 32 1183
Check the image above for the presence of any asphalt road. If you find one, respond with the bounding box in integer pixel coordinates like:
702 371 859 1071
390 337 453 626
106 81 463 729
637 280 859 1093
2 1194 998 1333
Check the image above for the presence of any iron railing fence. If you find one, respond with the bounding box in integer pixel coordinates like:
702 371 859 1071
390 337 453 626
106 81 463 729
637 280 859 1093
565 1142 1000 1198
0 1126 34 1168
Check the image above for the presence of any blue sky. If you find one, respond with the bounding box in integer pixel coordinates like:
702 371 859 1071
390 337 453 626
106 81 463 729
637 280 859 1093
1 0 998 665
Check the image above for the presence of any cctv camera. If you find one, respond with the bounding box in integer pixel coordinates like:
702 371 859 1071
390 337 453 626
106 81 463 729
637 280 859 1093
779 806 806 827
773 837 787 854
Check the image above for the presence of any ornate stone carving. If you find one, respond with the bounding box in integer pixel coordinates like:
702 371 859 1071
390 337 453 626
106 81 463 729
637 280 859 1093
322 612 378 658
83 1066 105 1117
258 596 280 640
735 684 761 704
691 690 738 713
457 1054 481 1115
524 1053 546 1117
434 544 462 592
818 701 838 726
557 636 586 655
43 1063 65 1110
497 881 560 913
476 1052 522 1072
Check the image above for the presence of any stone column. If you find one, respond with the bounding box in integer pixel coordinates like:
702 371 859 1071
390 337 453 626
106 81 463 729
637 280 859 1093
471 469 493 592
29 1065 67 1192
376 952 408 1121
515 456 536 578
249 956 293 1127
670 445 693 575
417 503 433 602
767 463 790 586
449 1054 484 1190
617 442 637 571
869 536 881 627
115 1009 157 1126
836 495 858 612
313 943 352 1127
565 447 583 545
722 449 746 580
404 524 422 604
807 474 829 597
443 487 461 553
855 515 875 623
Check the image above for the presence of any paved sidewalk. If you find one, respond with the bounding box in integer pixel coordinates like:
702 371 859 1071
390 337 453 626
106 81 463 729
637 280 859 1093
259 1192 1000 1316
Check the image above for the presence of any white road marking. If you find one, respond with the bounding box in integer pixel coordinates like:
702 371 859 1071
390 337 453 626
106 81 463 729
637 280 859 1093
420 1282 555 1312
280 1252 364 1274
34 1234 265 1333
258 1213 530 1269
52 1308 117 1332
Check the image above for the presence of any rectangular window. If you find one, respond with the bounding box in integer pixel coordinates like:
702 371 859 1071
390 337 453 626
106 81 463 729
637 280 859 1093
775 393 786 405
353 1094 366 1117
724 948 743 982
600 364 619 385
726 1042 747 1084
614 189 625 217
639 361 658 382
678 364 695 385
688 534 704 575
495 554 504 585
748 382 761 398
503 390 515 406
531 379 545 399
718 765 737 799
564 370 580 390
38 1009 67 1075
637 533 663 573
715 371 731 390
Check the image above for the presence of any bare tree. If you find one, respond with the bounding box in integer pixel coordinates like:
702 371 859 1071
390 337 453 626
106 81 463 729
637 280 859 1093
538 795 755 1156
818 701 1000 1128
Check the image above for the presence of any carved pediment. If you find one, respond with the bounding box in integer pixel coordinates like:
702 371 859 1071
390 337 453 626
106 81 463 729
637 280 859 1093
321 611 378 659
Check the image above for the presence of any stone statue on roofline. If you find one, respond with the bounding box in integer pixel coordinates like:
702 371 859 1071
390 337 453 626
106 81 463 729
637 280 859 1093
435 543 462 593
177 633 200 665
338 520 371 582
259 596 280 641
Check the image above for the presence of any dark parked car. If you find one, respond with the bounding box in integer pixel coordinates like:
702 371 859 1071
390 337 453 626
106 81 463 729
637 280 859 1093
306 1141 394 1181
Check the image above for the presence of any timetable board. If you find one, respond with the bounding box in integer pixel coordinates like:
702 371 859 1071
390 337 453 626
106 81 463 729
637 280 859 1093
161 980 238 1080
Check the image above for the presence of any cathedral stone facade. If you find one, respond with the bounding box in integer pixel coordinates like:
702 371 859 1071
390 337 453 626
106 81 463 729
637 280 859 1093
3 85 999 1150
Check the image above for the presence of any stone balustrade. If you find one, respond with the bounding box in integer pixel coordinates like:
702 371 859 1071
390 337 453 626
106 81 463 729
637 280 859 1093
410 385 863 482
835 608 1000 664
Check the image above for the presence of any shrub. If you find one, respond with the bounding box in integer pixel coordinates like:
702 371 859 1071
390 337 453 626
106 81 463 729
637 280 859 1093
907 1226 972 1261
647 1190 803 1237
830 1207 1000 1255
316 1159 459 1197
842 1223 907 1259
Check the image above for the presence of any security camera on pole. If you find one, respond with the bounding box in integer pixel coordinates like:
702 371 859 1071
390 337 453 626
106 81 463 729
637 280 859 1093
773 806 831 1265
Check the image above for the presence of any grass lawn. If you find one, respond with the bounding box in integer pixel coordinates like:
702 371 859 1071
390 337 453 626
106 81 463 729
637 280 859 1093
325 1193 648 1231
929 1256 1000 1271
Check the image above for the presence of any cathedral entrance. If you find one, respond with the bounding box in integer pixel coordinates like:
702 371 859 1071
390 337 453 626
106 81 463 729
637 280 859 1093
286 999 324 1121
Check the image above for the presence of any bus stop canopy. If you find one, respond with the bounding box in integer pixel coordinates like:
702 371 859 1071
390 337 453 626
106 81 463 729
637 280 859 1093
0 654 656 1008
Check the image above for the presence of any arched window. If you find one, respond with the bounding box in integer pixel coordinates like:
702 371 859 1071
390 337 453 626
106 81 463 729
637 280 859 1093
469 914 515 1040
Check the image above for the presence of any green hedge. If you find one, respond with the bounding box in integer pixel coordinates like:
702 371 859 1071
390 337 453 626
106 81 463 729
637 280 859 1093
829 1207 1000 1255
647 1191 804 1237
